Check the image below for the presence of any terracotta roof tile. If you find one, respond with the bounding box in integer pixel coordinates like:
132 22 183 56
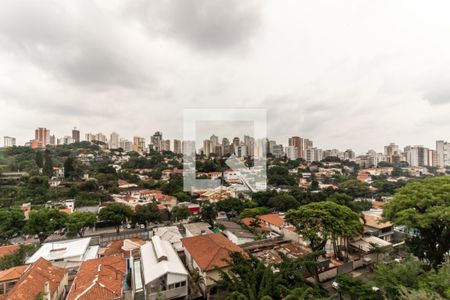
67 255 126 300
0 265 27 282
0 245 20 259
181 233 245 271
6 257 67 300
259 214 284 227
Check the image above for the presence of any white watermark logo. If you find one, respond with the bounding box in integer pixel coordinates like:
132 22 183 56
183 108 267 192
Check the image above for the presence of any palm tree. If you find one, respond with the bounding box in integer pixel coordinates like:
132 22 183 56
189 268 205 299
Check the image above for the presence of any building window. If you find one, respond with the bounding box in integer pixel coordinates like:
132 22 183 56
175 282 180 288
181 281 186 287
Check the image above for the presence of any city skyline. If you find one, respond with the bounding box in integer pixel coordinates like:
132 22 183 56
1 1 450 153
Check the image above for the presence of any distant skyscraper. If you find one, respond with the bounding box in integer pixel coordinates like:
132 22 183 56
3 136 16 148
210 135 219 154
72 127 80 143
120 138 132 152
344 149 355 160
85 133 95 142
222 138 230 155
203 140 211 157
288 136 303 159
404 145 434 167
436 140 450 168
34 127 50 149
162 139 171 152
96 133 107 143
151 131 163 152
49 135 56 146
173 139 182 154
133 136 146 153
286 145 298 160
232 137 240 147
109 132 120 149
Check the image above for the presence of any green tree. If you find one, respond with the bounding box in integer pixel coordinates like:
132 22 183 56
383 177 450 268
132 203 161 228
200 203 216 226
335 274 382 300
267 193 300 211
171 206 191 222
240 207 271 218
42 150 54 177
35 151 43 168
338 179 371 198
98 203 132 233
24 208 68 242
64 157 75 179
216 197 244 217
66 211 97 237
286 202 363 260
0 208 25 242
0 244 37 270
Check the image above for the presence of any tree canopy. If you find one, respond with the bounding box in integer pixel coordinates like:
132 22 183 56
383 176 450 268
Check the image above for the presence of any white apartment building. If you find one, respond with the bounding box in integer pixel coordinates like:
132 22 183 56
110 132 120 149
436 140 450 168
3 136 16 147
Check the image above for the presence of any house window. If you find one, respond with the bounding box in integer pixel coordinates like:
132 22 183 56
181 281 186 287
175 282 180 288
168 284 175 290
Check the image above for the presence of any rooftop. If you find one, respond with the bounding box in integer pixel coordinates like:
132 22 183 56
181 233 246 271
183 222 213 236
0 244 20 259
5 258 67 300
26 237 93 264
0 265 28 283
217 221 255 239
67 255 126 300
140 236 188 285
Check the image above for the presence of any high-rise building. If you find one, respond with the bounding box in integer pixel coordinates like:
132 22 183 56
268 140 276 154
173 139 182 154
235 145 247 157
33 127 50 149
272 144 284 158
232 137 240 148
344 149 355 160
120 138 132 152
436 140 450 168
133 136 146 153
96 133 107 143
203 140 211 157
72 127 80 143
3 136 16 148
288 136 303 159
49 135 56 146
162 140 171 152
404 145 434 167
222 138 230 155
57 136 75 145
286 145 298 160
306 147 323 163
210 135 219 155
109 132 120 149
151 131 163 152
85 133 96 142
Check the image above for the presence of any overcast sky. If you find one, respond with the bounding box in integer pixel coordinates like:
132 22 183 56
1 0 450 153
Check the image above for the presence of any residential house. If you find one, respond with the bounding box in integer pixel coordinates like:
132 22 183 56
26 237 99 269
258 214 287 234
0 265 27 296
136 236 189 300
183 222 212 237
216 221 255 245
66 255 127 300
99 238 145 258
181 233 246 296
362 209 394 242
4 258 68 300
153 226 184 253
0 245 20 260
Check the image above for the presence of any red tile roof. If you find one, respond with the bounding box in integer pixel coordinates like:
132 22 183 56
67 255 126 300
0 265 27 282
181 233 245 271
0 245 20 259
5 257 67 300
259 214 284 227
103 238 145 257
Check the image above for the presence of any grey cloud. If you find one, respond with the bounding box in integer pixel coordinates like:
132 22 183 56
423 88 450 106
0 0 151 90
128 0 262 52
